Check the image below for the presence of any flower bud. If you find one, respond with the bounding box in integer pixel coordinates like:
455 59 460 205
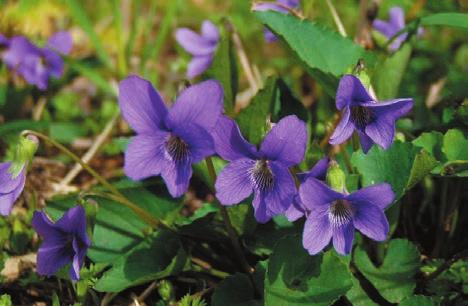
9 134 39 177
326 161 347 193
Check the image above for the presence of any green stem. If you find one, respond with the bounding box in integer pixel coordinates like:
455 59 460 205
191 258 230 279
21 130 160 228
205 157 254 275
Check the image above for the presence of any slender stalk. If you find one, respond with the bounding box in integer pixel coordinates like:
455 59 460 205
225 20 262 93
205 157 254 276
326 0 347 37
191 257 230 279
21 130 160 228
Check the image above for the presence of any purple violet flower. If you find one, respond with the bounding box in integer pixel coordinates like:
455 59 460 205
119 76 223 197
213 115 307 223
175 20 220 79
299 177 394 255
2 32 72 90
284 157 329 222
32 205 91 280
253 0 300 42
0 162 26 216
372 7 423 51
329 74 413 153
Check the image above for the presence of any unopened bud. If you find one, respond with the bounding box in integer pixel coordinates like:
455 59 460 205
326 161 347 193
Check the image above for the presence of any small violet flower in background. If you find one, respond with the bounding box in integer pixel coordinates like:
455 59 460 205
253 0 300 42
119 76 223 197
32 205 91 280
213 115 307 223
329 74 413 153
0 162 26 216
175 20 220 79
284 157 329 222
372 6 423 52
2 31 72 90
299 177 394 255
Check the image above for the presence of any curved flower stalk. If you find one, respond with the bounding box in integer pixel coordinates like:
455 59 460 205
175 20 220 79
253 0 301 42
299 177 395 255
329 74 413 153
284 157 329 222
372 6 423 52
32 205 91 280
1 31 72 90
213 115 307 223
0 163 26 216
119 76 223 197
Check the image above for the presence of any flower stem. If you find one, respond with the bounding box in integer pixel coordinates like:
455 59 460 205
205 157 254 276
21 130 160 228
326 0 347 37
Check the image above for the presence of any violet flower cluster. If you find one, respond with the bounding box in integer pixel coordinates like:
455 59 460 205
253 0 301 42
175 20 220 79
0 31 72 90
120 71 412 255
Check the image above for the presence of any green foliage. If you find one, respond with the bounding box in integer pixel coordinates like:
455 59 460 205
237 77 277 145
94 230 188 292
413 129 468 176
180 294 207 306
420 13 468 29
399 295 437 306
255 11 375 93
374 44 412 100
351 141 437 200
204 30 239 115
212 273 262 306
354 239 421 303
264 235 352 306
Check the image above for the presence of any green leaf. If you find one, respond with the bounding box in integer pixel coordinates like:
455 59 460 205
237 77 278 145
264 235 352 306
204 33 238 115
399 295 437 306
0 120 49 137
351 142 437 200
442 129 468 161
413 131 445 162
226 203 257 236
94 230 188 292
255 11 375 77
420 13 468 29
346 275 378 306
353 239 420 303
407 150 438 189
47 180 182 263
373 44 412 100
211 273 262 306
413 129 468 176
64 0 113 68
